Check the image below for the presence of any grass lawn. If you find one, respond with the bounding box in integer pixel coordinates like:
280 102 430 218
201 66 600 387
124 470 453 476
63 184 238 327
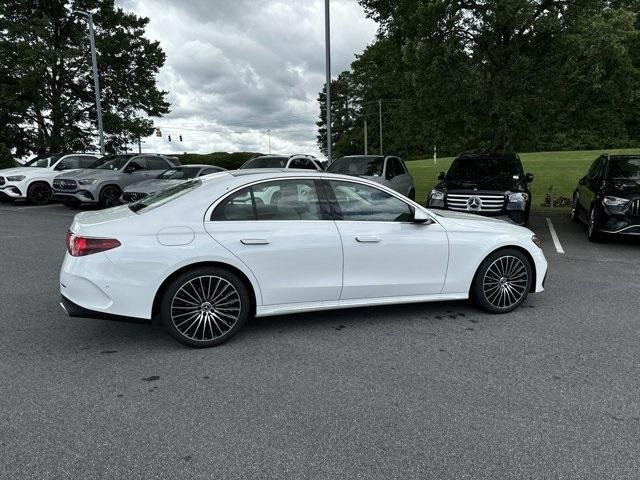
406 148 640 212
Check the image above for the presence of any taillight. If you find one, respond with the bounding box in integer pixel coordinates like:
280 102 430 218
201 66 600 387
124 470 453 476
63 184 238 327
66 231 121 257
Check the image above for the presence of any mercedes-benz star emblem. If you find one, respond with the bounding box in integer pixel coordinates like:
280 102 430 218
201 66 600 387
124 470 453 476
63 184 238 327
467 196 482 211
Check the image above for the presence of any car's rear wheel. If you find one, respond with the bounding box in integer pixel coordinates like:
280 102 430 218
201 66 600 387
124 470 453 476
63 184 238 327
98 186 121 209
587 206 603 242
160 267 251 348
471 249 532 314
27 183 52 205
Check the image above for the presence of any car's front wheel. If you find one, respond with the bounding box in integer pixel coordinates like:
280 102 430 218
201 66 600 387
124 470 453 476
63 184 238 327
471 249 532 314
98 186 121 209
27 182 52 205
160 267 251 348
587 206 603 242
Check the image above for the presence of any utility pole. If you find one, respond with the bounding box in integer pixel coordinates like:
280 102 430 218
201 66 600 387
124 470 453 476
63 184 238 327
324 0 332 162
138 136 142 154
267 129 271 154
73 11 105 155
378 99 383 156
364 119 368 155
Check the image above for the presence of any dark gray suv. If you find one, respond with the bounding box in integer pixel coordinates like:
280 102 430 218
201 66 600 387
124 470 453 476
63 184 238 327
53 153 180 208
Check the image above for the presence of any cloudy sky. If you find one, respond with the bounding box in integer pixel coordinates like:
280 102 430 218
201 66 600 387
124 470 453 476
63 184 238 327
118 0 378 158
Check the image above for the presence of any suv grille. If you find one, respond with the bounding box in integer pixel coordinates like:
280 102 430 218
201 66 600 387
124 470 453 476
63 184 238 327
122 192 148 202
0 176 5 186
629 199 640 217
446 194 505 213
53 179 77 191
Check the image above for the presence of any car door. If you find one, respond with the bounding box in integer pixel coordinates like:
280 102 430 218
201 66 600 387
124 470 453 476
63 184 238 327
205 178 343 306
121 157 152 187
325 179 448 300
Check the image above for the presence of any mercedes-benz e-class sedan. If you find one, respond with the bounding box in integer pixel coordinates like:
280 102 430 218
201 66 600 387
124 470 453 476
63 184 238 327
60 170 548 348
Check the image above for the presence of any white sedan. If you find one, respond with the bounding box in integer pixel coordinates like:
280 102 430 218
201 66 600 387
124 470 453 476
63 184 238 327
60 170 548 347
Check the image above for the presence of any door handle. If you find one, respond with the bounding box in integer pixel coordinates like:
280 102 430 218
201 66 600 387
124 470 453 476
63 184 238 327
241 239 270 245
355 236 381 243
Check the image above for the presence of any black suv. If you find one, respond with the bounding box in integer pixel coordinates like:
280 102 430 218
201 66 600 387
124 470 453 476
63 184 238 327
427 153 534 225
571 154 640 241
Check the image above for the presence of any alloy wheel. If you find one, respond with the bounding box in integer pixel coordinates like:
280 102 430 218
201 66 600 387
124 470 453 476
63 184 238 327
29 185 52 205
482 255 529 310
170 276 242 342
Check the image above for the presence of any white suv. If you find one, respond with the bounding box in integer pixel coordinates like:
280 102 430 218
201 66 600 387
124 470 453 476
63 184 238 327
0 153 99 205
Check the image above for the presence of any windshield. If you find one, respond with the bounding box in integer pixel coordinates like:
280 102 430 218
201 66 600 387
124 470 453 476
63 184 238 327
129 179 202 213
326 157 384 176
158 167 201 180
24 154 62 168
91 155 132 171
447 156 523 180
241 156 287 169
608 158 640 181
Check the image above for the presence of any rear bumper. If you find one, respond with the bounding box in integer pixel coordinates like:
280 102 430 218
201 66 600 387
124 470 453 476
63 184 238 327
60 295 149 323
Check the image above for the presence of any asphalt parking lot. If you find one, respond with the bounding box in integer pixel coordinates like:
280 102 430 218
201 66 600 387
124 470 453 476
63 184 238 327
1 202 639 479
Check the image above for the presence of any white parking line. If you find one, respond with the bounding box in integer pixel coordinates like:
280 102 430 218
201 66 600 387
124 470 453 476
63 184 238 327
545 218 565 254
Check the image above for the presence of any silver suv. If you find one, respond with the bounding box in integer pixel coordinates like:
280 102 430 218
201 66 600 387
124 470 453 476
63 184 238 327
326 155 416 200
53 153 180 208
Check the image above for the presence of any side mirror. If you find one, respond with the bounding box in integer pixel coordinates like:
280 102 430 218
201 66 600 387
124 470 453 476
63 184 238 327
412 208 432 224
525 173 534 183
437 172 445 181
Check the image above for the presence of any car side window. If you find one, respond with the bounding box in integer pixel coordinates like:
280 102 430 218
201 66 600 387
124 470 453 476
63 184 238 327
386 158 402 179
147 158 170 170
200 168 222 176
395 158 407 174
211 187 254 221
54 157 80 171
79 156 97 168
127 158 148 171
327 180 413 222
211 180 326 221
587 157 604 180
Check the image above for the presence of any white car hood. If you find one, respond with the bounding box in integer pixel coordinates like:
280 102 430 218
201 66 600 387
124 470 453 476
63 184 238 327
0 167 48 178
431 209 532 234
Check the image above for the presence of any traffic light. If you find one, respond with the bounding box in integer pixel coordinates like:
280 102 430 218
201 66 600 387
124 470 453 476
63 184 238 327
168 135 172 142
179 135 183 142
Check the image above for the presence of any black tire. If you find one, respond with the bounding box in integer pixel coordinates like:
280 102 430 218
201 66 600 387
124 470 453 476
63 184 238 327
587 205 604 242
470 248 532 314
570 194 581 224
160 267 251 348
27 182 52 205
407 188 416 201
98 185 121 209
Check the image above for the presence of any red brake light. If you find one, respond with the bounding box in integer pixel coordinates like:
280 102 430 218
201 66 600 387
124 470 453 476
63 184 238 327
66 231 121 257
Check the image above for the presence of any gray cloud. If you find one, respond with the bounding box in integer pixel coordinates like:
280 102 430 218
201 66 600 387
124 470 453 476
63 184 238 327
120 0 377 157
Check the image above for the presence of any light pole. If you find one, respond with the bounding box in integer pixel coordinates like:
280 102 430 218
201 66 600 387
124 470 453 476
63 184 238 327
324 0 332 162
378 99 383 156
267 129 271 154
73 10 105 155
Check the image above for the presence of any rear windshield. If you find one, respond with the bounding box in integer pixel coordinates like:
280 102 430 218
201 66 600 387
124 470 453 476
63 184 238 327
158 167 201 180
326 157 384 176
241 156 287 169
608 158 640 181
129 179 201 213
447 156 523 180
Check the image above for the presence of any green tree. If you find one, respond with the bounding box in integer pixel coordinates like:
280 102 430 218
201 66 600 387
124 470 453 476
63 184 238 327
0 0 169 157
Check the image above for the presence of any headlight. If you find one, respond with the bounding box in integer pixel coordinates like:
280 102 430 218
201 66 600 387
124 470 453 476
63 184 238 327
508 192 529 203
6 175 26 181
429 190 445 207
78 179 98 185
532 235 542 248
603 196 629 207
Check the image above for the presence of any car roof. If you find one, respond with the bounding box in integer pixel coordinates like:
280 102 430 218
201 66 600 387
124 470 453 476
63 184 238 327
607 155 640 160
457 152 519 160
